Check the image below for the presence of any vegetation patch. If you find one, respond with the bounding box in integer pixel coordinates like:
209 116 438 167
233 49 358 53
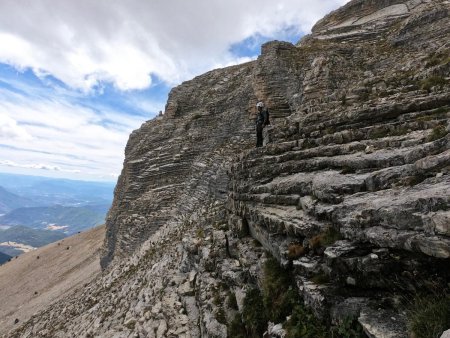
263 257 300 323
233 254 364 337
287 243 305 260
196 228 205 239
302 138 317 149
309 227 342 252
407 292 450 338
284 305 328 338
358 91 370 102
369 128 390 139
390 125 410 136
425 50 450 68
420 76 448 92
191 113 204 120
241 288 268 337
227 290 238 310
331 317 365 338
427 125 448 142
216 306 227 325
228 313 248 338
311 272 330 285
416 107 449 127
212 288 222 306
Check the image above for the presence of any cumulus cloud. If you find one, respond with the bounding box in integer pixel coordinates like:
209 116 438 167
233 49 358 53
0 0 350 180
0 86 145 179
0 0 348 91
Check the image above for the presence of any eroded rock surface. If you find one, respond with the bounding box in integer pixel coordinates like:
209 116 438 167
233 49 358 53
5 0 450 337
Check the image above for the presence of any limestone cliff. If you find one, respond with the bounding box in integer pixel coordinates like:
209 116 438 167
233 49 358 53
6 0 450 337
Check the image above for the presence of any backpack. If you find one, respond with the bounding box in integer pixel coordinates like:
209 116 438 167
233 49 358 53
263 109 271 126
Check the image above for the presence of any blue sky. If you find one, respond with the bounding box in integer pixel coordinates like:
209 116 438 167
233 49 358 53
0 0 348 182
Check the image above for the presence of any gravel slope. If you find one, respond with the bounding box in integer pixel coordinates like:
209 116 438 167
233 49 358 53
0 225 105 335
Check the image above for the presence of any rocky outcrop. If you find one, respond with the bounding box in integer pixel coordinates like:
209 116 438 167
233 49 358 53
101 62 257 268
227 0 450 335
5 0 450 337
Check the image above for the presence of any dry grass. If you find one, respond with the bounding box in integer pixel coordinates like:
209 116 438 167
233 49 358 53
287 243 305 259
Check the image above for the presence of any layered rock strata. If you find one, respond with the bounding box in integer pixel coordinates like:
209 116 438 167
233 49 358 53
5 0 450 337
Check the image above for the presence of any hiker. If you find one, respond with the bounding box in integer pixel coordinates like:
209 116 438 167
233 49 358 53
255 101 270 147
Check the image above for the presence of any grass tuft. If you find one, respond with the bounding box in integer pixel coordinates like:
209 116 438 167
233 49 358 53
287 243 305 260
407 293 450 338
284 305 328 338
309 227 342 251
420 76 448 92
427 125 448 142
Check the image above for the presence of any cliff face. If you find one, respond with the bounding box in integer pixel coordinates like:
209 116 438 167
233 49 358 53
101 40 307 268
7 0 450 337
228 0 450 333
100 62 255 268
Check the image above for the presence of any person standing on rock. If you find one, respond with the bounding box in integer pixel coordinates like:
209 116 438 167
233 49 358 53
255 101 270 147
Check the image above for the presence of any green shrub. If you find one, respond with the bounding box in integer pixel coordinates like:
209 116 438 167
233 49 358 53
263 257 300 323
242 288 268 337
228 314 247 338
238 255 340 337
227 291 238 310
407 293 450 338
284 305 328 338
331 317 365 338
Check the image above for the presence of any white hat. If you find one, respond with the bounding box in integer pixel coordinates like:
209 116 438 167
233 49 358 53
256 101 264 108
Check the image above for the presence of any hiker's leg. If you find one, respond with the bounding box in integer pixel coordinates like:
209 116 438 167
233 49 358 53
256 124 263 147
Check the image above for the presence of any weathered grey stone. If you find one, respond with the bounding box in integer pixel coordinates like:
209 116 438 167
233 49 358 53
359 307 408 338
441 329 450 338
6 1 450 337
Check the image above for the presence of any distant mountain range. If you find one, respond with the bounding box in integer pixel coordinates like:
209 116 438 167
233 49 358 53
0 186 38 214
0 225 67 257
0 251 11 265
0 173 115 206
0 173 115 257
0 205 107 233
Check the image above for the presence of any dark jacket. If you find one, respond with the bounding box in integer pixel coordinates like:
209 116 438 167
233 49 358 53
256 108 270 126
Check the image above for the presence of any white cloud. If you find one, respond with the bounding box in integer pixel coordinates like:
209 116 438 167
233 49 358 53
0 114 33 141
0 88 145 179
0 0 350 181
0 0 348 91
0 160 65 172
